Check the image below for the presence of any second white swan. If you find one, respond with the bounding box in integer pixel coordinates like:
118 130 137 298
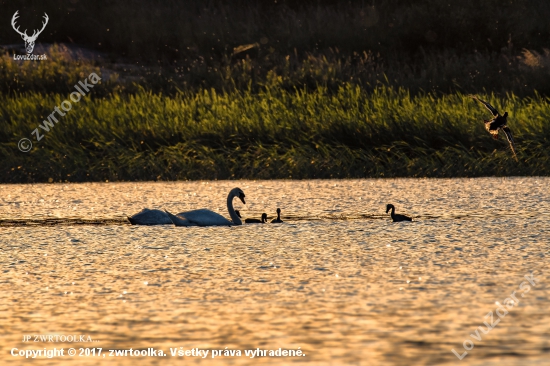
164 187 245 226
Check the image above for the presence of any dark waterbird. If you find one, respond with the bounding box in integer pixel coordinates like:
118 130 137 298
472 95 517 160
386 204 412 222
271 208 283 223
235 210 268 224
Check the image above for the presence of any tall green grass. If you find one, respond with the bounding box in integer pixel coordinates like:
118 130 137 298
2 86 549 183
1 0 550 182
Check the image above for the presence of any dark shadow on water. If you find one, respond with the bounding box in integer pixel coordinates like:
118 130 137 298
0 211 544 227
0 218 127 227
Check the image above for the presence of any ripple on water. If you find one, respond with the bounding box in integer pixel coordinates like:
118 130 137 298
0 178 549 365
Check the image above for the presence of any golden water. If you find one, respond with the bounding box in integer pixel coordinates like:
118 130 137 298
1 178 549 365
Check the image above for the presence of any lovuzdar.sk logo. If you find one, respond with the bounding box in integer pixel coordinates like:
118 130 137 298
11 10 48 61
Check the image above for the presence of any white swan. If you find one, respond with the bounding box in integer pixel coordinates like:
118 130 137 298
127 208 173 225
127 187 245 226
164 187 245 226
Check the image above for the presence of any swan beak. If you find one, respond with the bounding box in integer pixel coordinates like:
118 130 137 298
239 193 246 204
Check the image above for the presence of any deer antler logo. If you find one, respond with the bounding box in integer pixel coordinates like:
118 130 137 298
11 11 49 54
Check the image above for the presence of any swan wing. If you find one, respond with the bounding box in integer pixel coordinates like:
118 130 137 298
398 214 413 222
177 209 233 226
392 214 412 222
164 210 197 226
128 208 172 225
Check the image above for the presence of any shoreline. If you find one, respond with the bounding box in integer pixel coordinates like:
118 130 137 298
2 88 548 183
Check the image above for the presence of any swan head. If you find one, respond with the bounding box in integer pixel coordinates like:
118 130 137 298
386 204 394 213
231 187 246 204
276 208 281 214
261 213 268 223
503 112 508 118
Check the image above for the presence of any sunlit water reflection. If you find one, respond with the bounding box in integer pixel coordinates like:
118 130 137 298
1 178 548 365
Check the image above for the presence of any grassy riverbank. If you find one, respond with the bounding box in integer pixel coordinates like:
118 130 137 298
1 0 549 182
2 85 549 183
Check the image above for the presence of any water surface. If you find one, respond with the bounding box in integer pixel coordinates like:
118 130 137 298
1 178 549 365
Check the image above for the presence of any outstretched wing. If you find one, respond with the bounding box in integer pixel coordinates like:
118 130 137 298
472 95 499 116
502 126 517 160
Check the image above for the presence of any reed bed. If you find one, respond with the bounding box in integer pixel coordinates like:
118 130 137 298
2 86 549 182
1 1 549 182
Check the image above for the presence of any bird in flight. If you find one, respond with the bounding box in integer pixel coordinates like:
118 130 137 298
471 95 517 160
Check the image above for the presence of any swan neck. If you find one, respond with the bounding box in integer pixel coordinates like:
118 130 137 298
390 206 395 218
227 192 242 225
